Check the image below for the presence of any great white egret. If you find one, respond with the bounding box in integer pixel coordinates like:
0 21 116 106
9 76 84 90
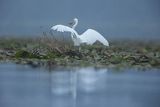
51 18 109 46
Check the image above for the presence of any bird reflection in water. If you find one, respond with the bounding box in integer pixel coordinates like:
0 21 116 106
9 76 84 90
50 67 108 107
51 67 107 95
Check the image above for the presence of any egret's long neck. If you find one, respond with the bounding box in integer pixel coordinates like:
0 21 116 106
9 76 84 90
71 19 81 46
72 20 78 29
71 19 78 37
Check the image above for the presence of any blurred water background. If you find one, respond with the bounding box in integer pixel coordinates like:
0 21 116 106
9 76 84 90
0 63 160 107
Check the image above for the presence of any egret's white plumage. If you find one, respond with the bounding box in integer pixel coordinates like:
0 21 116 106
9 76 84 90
80 29 109 46
51 25 77 35
51 18 109 46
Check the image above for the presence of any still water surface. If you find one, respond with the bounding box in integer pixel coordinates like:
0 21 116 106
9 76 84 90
0 63 160 107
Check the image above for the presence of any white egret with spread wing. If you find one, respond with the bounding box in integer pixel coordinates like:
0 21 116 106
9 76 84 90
51 18 109 46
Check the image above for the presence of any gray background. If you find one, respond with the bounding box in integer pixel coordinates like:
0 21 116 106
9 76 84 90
0 0 160 39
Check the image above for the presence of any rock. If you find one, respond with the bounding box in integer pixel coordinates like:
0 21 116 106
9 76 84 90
27 60 40 68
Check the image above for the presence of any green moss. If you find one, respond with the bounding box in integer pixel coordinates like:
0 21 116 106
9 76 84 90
0 56 2 60
150 58 160 67
15 50 30 58
15 50 40 59
46 51 63 59
109 55 124 64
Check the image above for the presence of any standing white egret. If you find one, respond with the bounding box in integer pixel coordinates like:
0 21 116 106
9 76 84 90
51 18 109 46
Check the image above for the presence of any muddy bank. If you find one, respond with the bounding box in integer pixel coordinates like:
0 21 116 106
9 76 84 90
0 37 160 69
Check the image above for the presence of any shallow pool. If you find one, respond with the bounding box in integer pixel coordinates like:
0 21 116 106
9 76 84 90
0 63 160 107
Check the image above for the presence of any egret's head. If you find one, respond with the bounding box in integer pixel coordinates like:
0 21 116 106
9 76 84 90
70 18 78 29
74 18 78 23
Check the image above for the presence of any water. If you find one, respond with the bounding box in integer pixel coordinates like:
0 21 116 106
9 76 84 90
0 63 160 107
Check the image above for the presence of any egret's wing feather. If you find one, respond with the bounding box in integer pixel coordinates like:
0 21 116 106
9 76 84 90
80 29 109 46
51 25 77 35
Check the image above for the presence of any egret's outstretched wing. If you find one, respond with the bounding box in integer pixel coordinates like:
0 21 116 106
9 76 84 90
51 25 78 35
80 29 109 46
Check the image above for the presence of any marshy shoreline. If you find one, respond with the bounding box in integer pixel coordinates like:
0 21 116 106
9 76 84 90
0 36 160 70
